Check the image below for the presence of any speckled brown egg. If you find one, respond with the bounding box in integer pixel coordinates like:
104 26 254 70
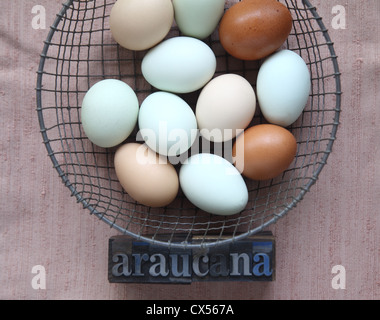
232 124 297 181
219 0 293 61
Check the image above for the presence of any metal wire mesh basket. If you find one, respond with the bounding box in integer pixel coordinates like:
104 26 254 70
36 0 341 248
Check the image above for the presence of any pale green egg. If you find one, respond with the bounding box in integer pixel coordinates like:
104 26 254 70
173 0 225 40
81 79 139 148
180 153 248 216
142 37 216 94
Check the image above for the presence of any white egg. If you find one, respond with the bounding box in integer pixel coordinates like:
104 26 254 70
257 49 311 127
196 74 256 142
81 79 139 148
141 36 216 93
179 153 248 216
138 92 198 157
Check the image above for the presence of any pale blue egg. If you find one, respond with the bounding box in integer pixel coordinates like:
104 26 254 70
142 37 216 94
179 153 248 216
138 92 198 157
81 79 139 148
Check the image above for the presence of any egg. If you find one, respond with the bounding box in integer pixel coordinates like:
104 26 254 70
141 36 216 93
257 49 311 127
81 79 139 148
172 0 225 40
110 0 174 51
138 92 198 157
219 0 292 60
114 143 179 207
232 124 297 181
196 74 256 142
179 153 248 216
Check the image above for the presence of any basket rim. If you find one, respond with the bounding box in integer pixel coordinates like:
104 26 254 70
36 0 341 249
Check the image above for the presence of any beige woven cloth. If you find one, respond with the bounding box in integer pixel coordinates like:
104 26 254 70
1 0 379 299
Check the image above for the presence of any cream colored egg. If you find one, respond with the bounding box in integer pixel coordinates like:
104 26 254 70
114 143 179 207
196 74 256 142
110 0 174 51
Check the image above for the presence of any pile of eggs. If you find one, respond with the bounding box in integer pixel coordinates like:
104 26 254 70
80 0 311 216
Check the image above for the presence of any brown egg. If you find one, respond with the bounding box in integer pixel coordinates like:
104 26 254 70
232 124 297 180
219 0 292 60
114 143 179 207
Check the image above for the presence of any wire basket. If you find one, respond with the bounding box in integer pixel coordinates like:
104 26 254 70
36 0 341 248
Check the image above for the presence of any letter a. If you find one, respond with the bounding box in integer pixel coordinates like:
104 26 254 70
252 253 272 277
331 265 346 289
331 5 346 30
31 265 46 290
31 5 46 30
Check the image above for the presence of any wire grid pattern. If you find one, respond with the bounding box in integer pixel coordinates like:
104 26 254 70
36 0 341 248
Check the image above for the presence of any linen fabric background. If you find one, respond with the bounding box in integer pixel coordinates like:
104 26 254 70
1 0 379 299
